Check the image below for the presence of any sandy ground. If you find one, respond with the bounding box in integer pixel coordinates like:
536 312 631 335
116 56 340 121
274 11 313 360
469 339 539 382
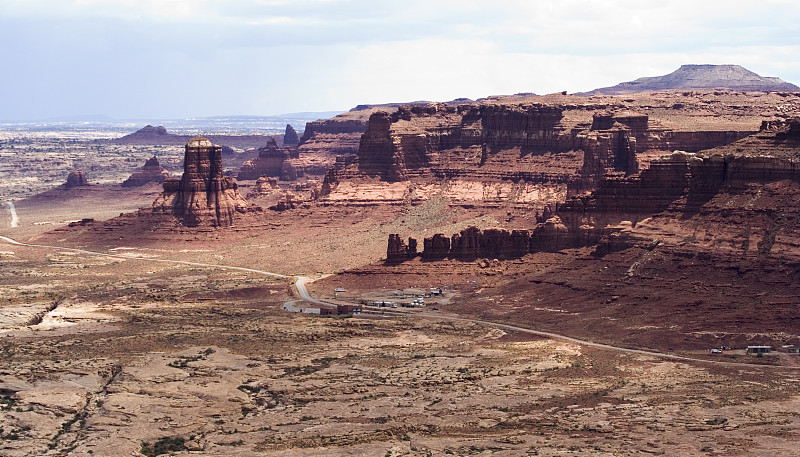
0 227 799 456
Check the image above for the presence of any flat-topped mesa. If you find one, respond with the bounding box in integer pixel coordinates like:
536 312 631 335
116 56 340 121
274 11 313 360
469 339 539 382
122 156 171 187
64 169 89 188
154 136 248 227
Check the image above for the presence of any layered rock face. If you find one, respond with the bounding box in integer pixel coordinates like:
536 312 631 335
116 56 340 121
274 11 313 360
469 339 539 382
299 118 368 146
386 119 800 261
323 100 754 209
538 119 800 253
121 156 171 187
64 170 89 188
237 138 296 181
355 104 574 182
154 136 248 227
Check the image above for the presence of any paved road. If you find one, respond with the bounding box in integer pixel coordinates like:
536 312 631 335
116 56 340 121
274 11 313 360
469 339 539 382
371 309 800 369
1 233 796 370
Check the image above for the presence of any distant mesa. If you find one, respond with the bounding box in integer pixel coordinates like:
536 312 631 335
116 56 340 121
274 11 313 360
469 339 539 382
121 156 171 187
64 169 89 188
112 125 181 145
152 136 249 227
283 124 299 147
580 64 800 96
112 125 281 150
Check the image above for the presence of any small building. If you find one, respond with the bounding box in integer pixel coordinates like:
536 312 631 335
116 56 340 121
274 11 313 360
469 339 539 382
337 304 362 315
746 346 773 354
781 345 800 354
319 306 337 316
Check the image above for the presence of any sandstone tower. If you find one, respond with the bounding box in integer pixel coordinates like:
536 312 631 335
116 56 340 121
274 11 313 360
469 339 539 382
153 136 248 227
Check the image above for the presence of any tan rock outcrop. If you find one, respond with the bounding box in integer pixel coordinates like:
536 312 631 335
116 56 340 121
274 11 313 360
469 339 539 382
246 177 280 199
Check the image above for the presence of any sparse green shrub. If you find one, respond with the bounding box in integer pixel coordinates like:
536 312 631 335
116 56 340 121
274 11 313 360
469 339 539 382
141 436 186 457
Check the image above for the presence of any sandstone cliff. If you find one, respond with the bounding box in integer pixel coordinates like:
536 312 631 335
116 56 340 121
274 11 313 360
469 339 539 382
153 136 249 227
389 119 800 261
323 98 755 210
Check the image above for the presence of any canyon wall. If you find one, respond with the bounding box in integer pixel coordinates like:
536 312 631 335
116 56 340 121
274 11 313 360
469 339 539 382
323 102 754 207
388 119 800 261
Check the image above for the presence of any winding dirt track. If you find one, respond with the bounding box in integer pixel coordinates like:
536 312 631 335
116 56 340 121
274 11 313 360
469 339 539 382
0 233 795 370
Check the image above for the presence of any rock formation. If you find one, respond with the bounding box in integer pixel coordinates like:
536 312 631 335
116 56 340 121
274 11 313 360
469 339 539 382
64 169 89 188
268 191 306 212
580 64 800 95
112 125 175 144
289 113 371 177
393 226 534 261
386 235 417 262
121 156 171 187
283 124 299 147
322 99 754 209
246 177 280 199
237 138 292 180
153 136 248 227
386 118 800 261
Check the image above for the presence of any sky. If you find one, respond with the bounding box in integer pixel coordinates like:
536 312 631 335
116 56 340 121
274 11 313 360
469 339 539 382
1 0 799 120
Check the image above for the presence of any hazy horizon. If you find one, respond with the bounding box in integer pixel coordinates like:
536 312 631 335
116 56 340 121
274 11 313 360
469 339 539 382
2 0 799 121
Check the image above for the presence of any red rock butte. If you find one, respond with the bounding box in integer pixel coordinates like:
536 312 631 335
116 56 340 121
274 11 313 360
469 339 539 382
152 136 248 227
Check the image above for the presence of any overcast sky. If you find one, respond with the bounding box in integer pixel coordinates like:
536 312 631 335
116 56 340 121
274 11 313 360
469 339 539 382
1 0 799 120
